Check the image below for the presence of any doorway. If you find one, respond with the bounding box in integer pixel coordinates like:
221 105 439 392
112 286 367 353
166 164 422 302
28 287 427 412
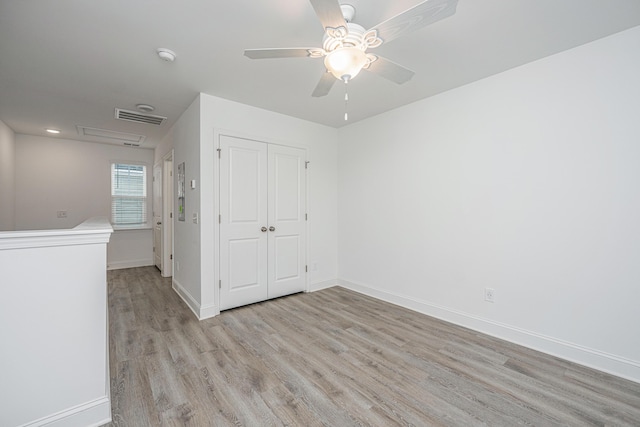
162 152 174 277
218 135 307 310
153 163 163 271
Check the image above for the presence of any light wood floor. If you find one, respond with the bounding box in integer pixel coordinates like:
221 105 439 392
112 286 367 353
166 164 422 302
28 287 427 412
106 267 640 426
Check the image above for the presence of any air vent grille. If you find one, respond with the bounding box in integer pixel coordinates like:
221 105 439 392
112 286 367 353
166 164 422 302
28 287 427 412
115 108 167 125
76 125 146 145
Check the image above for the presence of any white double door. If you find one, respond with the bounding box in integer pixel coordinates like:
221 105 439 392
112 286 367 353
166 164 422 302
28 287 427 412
219 135 306 311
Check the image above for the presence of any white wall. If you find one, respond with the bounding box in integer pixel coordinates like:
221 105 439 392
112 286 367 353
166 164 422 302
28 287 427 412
0 218 112 427
154 121 174 165
106 228 154 270
0 119 15 231
338 26 640 382
14 134 155 269
171 95 202 310
170 93 338 319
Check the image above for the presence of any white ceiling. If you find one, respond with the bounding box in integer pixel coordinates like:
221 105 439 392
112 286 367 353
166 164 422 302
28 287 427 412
1 0 639 149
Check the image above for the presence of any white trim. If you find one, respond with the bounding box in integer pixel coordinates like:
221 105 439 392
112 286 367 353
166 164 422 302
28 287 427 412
199 304 217 320
308 279 338 292
112 225 152 231
18 396 111 427
0 218 112 250
107 258 153 270
172 277 201 319
161 150 174 278
338 278 640 384
213 127 312 151
213 130 221 315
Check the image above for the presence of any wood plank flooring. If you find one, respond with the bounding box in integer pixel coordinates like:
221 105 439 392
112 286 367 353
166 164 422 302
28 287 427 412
105 267 640 426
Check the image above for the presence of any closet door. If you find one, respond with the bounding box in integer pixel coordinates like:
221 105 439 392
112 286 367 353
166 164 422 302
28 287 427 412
268 144 306 299
219 136 306 311
219 135 268 310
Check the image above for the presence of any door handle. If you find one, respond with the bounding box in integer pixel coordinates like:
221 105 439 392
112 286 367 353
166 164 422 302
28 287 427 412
157 221 162 225
261 226 267 232
269 226 275 232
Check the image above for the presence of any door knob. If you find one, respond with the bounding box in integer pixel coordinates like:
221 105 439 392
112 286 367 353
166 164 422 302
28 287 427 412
261 226 267 232
269 226 275 232
157 221 162 225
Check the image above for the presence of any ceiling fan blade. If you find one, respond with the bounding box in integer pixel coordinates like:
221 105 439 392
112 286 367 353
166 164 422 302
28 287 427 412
366 56 415 85
244 48 315 59
369 0 458 45
309 0 347 30
311 71 337 97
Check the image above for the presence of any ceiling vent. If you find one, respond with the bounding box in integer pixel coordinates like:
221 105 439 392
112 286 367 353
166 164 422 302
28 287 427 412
77 125 146 145
115 108 167 125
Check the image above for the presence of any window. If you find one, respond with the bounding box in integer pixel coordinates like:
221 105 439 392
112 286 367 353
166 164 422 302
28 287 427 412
111 163 147 227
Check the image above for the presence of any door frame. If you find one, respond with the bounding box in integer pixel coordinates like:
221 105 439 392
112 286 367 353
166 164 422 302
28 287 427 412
153 162 163 272
161 150 174 277
213 129 309 315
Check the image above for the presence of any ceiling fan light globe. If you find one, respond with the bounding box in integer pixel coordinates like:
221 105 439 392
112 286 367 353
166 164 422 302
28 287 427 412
324 47 367 81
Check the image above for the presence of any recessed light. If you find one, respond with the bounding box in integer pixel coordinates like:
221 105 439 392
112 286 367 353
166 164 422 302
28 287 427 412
136 104 155 113
46 129 61 134
156 48 176 62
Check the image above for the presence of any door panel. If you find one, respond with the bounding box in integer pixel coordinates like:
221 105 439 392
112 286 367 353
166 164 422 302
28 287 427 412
219 135 268 310
230 148 261 223
274 154 302 221
228 238 261 290
162 158 173 277
153 224 161 269
274 235 300 280
153 164 162 270
268 145 306 299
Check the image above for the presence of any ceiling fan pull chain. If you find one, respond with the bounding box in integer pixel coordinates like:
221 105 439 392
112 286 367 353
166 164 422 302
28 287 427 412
344 80 349 121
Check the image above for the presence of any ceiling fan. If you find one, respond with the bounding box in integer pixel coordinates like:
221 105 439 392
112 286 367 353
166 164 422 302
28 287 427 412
244 0 459 98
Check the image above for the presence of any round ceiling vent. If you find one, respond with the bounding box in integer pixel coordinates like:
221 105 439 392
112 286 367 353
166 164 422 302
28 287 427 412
156 48 176 62
136 104 155 113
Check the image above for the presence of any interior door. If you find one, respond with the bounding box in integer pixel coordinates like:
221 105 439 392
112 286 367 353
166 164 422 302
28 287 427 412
219 135 306 311
162 157 173 277
153 163 162 271
219 135 269 310
268 144 306 299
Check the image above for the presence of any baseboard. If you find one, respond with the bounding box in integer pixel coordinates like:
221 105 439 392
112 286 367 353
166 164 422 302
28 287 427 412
308 279 338 292
199 304 217 320
20 396 110 427
171 279 219 320
107 258 153 270
172 278 201 319
338 279 640 384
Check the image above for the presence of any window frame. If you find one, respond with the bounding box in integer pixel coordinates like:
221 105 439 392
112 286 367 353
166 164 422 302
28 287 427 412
110 161 150 230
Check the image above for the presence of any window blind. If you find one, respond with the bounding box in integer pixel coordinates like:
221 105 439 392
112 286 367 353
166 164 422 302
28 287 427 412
111 163 147 226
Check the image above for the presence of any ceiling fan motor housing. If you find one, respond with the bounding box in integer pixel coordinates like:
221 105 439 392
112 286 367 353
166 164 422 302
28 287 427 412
323 23 361 51
322 22 381 53
340 4 356 22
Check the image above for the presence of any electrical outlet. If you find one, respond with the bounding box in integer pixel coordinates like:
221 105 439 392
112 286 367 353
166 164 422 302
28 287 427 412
485 288 495 303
